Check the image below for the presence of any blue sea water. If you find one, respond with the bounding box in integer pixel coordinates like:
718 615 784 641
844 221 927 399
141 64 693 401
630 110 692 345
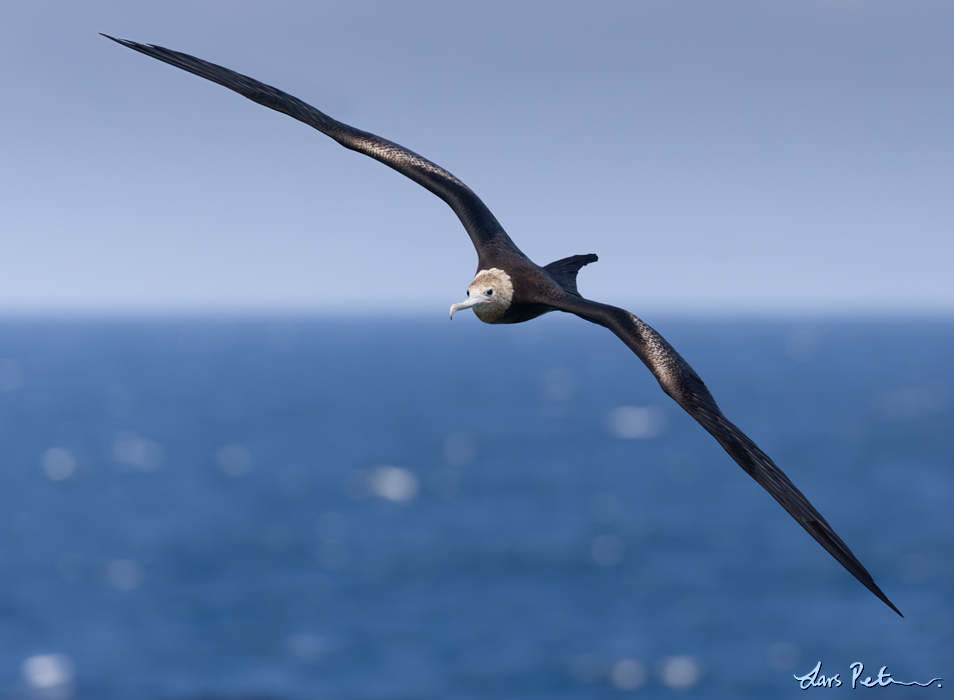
0 316 951 699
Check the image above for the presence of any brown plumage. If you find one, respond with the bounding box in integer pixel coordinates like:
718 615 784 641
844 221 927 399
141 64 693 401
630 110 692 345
104 34 901 616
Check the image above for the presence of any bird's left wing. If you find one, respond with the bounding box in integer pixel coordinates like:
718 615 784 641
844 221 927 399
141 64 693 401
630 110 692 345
103 35 519 258
549 294 901 616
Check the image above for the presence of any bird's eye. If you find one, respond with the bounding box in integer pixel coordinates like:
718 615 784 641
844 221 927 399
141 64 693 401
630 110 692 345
485 289 494 296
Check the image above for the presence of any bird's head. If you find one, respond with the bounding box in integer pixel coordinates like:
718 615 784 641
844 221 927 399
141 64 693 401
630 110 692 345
449 268 514 323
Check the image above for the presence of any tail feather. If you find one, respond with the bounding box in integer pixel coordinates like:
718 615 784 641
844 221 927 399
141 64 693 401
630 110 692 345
543 253 598 296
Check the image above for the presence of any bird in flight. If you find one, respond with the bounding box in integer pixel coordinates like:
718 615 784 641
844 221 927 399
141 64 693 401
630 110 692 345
104 35 900 616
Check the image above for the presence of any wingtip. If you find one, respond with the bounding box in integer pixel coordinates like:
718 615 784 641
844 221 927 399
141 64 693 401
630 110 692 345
101 33 134 49
863 577 902 617
884 596 904 618
101 34 147 51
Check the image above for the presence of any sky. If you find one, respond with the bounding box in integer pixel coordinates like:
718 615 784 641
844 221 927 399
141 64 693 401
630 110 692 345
2 0 953 317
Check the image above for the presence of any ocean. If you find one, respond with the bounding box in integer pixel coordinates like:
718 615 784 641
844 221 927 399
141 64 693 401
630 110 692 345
1 317 950 698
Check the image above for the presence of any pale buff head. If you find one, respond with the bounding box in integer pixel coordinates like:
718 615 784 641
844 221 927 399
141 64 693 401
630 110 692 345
449 268 514 323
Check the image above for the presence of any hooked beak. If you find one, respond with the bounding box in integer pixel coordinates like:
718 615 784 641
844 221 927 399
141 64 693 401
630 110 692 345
449 295 481 319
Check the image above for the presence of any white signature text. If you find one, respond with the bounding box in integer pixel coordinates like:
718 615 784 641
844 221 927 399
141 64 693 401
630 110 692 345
794 662 941 690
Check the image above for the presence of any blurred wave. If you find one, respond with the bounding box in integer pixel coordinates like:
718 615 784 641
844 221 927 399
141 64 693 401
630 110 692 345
0 318 950 698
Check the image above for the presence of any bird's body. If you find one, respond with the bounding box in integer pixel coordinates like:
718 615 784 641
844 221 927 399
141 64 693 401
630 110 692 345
105 35 901 616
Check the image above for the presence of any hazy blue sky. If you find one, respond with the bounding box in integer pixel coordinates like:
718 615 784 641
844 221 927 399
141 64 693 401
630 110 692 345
3 0 952 316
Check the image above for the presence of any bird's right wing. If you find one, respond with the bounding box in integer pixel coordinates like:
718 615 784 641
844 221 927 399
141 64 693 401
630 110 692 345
549 294 901 616
103 35 520 258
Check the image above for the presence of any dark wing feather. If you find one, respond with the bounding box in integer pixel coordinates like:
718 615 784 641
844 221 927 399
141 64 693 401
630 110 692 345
103 35 519 257
551 295 901 616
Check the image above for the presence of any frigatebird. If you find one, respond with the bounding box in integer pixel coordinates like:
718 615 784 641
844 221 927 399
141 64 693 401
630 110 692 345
104 35 900 616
